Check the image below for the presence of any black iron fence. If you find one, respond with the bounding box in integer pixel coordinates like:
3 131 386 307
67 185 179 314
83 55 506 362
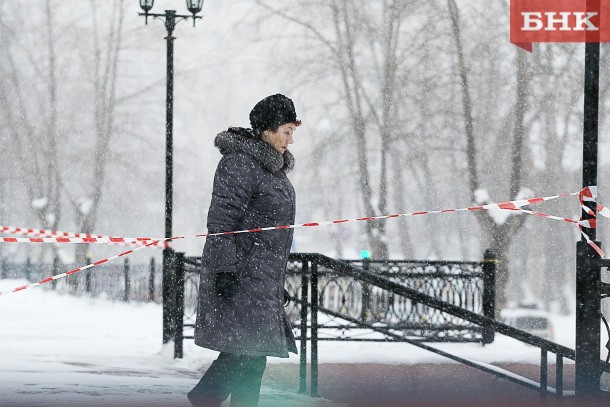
169 251 610 400
295 253 610 399
171 250 496 357
0 256 160 302
284 253 496 343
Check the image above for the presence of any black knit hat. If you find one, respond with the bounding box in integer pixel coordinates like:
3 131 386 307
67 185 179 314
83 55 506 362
249 94 299 132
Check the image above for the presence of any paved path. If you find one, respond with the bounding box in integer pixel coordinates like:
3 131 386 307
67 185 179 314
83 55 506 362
263 363 610 407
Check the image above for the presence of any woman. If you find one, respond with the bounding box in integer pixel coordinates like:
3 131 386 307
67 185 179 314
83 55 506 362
188 94 301 407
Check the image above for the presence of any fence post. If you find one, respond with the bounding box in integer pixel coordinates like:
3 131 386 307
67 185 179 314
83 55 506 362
52 256 59 290
149 257 156 302
162 248 176 344
482 248 496 344
174 252 185 359
1 257 7 279
310 260 319 398
123 258 130 302
25 256 32 281
85 255 92 293
299 260 310 394
361 259 372 322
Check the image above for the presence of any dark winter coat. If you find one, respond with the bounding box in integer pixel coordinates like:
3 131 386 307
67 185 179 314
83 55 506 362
194 127 298 358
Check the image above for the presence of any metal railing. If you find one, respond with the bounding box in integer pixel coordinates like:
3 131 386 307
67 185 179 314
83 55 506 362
171 251 610 400
290 253 610 399
284 252 496 344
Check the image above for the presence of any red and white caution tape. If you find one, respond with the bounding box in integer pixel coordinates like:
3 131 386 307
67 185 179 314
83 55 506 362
598 204 610 218
580 186 597 203
0 235 167 246
0 187 602 296
0 240 161 296
577 186 610 219
575 186 608 257
504 207 595 228
0 225 166 249
0 190 583 245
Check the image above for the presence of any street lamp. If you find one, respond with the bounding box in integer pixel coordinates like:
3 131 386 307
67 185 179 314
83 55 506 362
138 0 204 345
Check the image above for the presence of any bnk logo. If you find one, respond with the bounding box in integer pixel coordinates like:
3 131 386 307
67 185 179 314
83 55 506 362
521 11 599 31
510 0 609 51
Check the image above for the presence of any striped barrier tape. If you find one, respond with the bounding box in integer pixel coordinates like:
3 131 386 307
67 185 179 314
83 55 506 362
577 186 610 219
0 225 167 249
0 187 604 296
0 190 586 245
0 240 160 296
577 186 608 257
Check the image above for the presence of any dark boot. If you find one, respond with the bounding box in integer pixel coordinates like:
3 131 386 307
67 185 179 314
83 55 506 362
188 353 234 407
187 390 223 407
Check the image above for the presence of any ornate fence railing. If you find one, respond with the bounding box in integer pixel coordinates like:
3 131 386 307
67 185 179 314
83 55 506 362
170 251 610 400
284 254 495 343
173 250 496 359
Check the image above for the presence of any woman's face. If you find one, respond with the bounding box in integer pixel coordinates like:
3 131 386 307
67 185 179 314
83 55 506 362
262 123 296 154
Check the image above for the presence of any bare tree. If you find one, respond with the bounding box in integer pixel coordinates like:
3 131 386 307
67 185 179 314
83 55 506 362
0 1 63 261
447 0 530 311
0 0 128 273
74 0 127 265
255 0 424 258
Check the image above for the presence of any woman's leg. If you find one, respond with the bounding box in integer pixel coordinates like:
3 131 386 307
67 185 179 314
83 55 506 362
188 352 236 407
229 355 267 407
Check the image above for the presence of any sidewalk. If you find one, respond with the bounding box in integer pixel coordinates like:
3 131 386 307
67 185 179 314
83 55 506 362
263 362 609 407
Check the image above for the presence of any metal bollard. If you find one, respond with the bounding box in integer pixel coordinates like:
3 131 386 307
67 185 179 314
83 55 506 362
482 248 497 344
52 256 59 290
123 258 130 302
1 257 7 279
25 256 32 281
149 257 156 302
85 256 92 293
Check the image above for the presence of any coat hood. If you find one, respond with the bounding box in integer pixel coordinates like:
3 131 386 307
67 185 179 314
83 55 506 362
214 127 294 173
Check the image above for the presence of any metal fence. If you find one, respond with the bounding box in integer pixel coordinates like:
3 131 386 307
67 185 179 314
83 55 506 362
284 254 495 343
172 250 495 360
168 251 495 395
0 257 161 302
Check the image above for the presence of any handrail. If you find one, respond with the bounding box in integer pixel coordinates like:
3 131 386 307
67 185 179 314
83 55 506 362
180 252 610 400
341 259 485 266
297 252 577 359
294 298 559 394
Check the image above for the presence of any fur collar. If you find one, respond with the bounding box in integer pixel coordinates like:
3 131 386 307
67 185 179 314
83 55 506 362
214 127 294 173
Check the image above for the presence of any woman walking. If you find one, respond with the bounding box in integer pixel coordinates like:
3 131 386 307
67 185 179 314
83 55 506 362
188 94 301 407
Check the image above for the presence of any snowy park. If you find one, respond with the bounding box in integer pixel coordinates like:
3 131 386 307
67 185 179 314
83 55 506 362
2 0 610 406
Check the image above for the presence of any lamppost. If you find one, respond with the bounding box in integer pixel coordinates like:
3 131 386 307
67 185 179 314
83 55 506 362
138 0 204 344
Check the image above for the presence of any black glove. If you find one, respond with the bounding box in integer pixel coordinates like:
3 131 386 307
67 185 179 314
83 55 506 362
215 272 237 299
284 288 291 306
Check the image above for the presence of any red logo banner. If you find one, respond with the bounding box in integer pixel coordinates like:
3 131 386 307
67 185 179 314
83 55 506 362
510 0 609 51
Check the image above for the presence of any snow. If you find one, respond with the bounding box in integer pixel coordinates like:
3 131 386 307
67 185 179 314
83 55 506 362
473 188 490 205
473 187 538 226
78 197 94 216
56 248 75 264
46 212 56 225
0 279 339 407
0 278 608 406
31 197 48 210
515 187 535 201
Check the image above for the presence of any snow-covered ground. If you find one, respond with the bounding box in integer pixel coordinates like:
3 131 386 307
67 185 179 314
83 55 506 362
0 278 607 406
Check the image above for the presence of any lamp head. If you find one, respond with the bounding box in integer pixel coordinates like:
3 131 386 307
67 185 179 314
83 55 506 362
186 0 204 15
139 0 154 13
